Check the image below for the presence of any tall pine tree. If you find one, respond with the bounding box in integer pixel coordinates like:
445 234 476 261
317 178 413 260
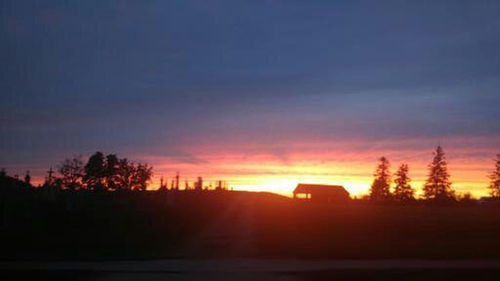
423 146 454 201
370 157 392 201
393 163 415 201
488 154 500 198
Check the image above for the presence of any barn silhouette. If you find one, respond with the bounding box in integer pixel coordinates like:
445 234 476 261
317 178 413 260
293 184 350 203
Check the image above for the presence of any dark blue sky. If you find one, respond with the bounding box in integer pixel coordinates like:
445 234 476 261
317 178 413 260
2 0 500 179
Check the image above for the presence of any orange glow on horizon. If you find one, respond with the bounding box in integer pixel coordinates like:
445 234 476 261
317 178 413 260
144 138 497 198
26 136 499 199
145 161 491 199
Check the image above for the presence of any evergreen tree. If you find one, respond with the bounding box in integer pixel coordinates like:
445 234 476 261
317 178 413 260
393 164 415 201
24 170 31 186
488 154 500 198
369 157 392 201
423 146 454 201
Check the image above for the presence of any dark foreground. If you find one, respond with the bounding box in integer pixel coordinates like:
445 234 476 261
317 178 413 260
4 188 500 280
3 189 500 260
2 259 500 281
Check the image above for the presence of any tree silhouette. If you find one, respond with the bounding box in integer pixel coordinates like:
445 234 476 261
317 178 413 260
58 156 84 190
131 163 152 191
53 178 63 190
105 154 120 190
116 158 134 190
393 164 415 201
24 170 31 186
43 167 56 187
423 146 454 201
488 154 500 198
369 157 392 201
83 152 106 191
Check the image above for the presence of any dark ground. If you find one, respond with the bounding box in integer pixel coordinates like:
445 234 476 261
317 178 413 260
3 188 500 259
3 186 500 279
4 269 500 281
3 260 500 281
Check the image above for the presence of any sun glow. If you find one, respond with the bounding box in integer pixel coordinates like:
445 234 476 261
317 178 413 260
25 137 498 198
141 136 499 198
229 176 370 197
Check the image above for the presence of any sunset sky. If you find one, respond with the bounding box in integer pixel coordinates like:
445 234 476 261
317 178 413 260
2 1 500 197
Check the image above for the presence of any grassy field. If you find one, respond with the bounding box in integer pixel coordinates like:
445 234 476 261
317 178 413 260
2 189 500 260
253 200 500 258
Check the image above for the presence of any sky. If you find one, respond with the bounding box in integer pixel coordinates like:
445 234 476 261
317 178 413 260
1 0 500 197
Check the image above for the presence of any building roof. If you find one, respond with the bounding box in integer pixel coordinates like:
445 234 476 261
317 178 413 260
293 184 349 197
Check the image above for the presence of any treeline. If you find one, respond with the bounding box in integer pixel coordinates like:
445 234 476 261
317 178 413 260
47 152 152 191
369 145 500 202
3 146 500 201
